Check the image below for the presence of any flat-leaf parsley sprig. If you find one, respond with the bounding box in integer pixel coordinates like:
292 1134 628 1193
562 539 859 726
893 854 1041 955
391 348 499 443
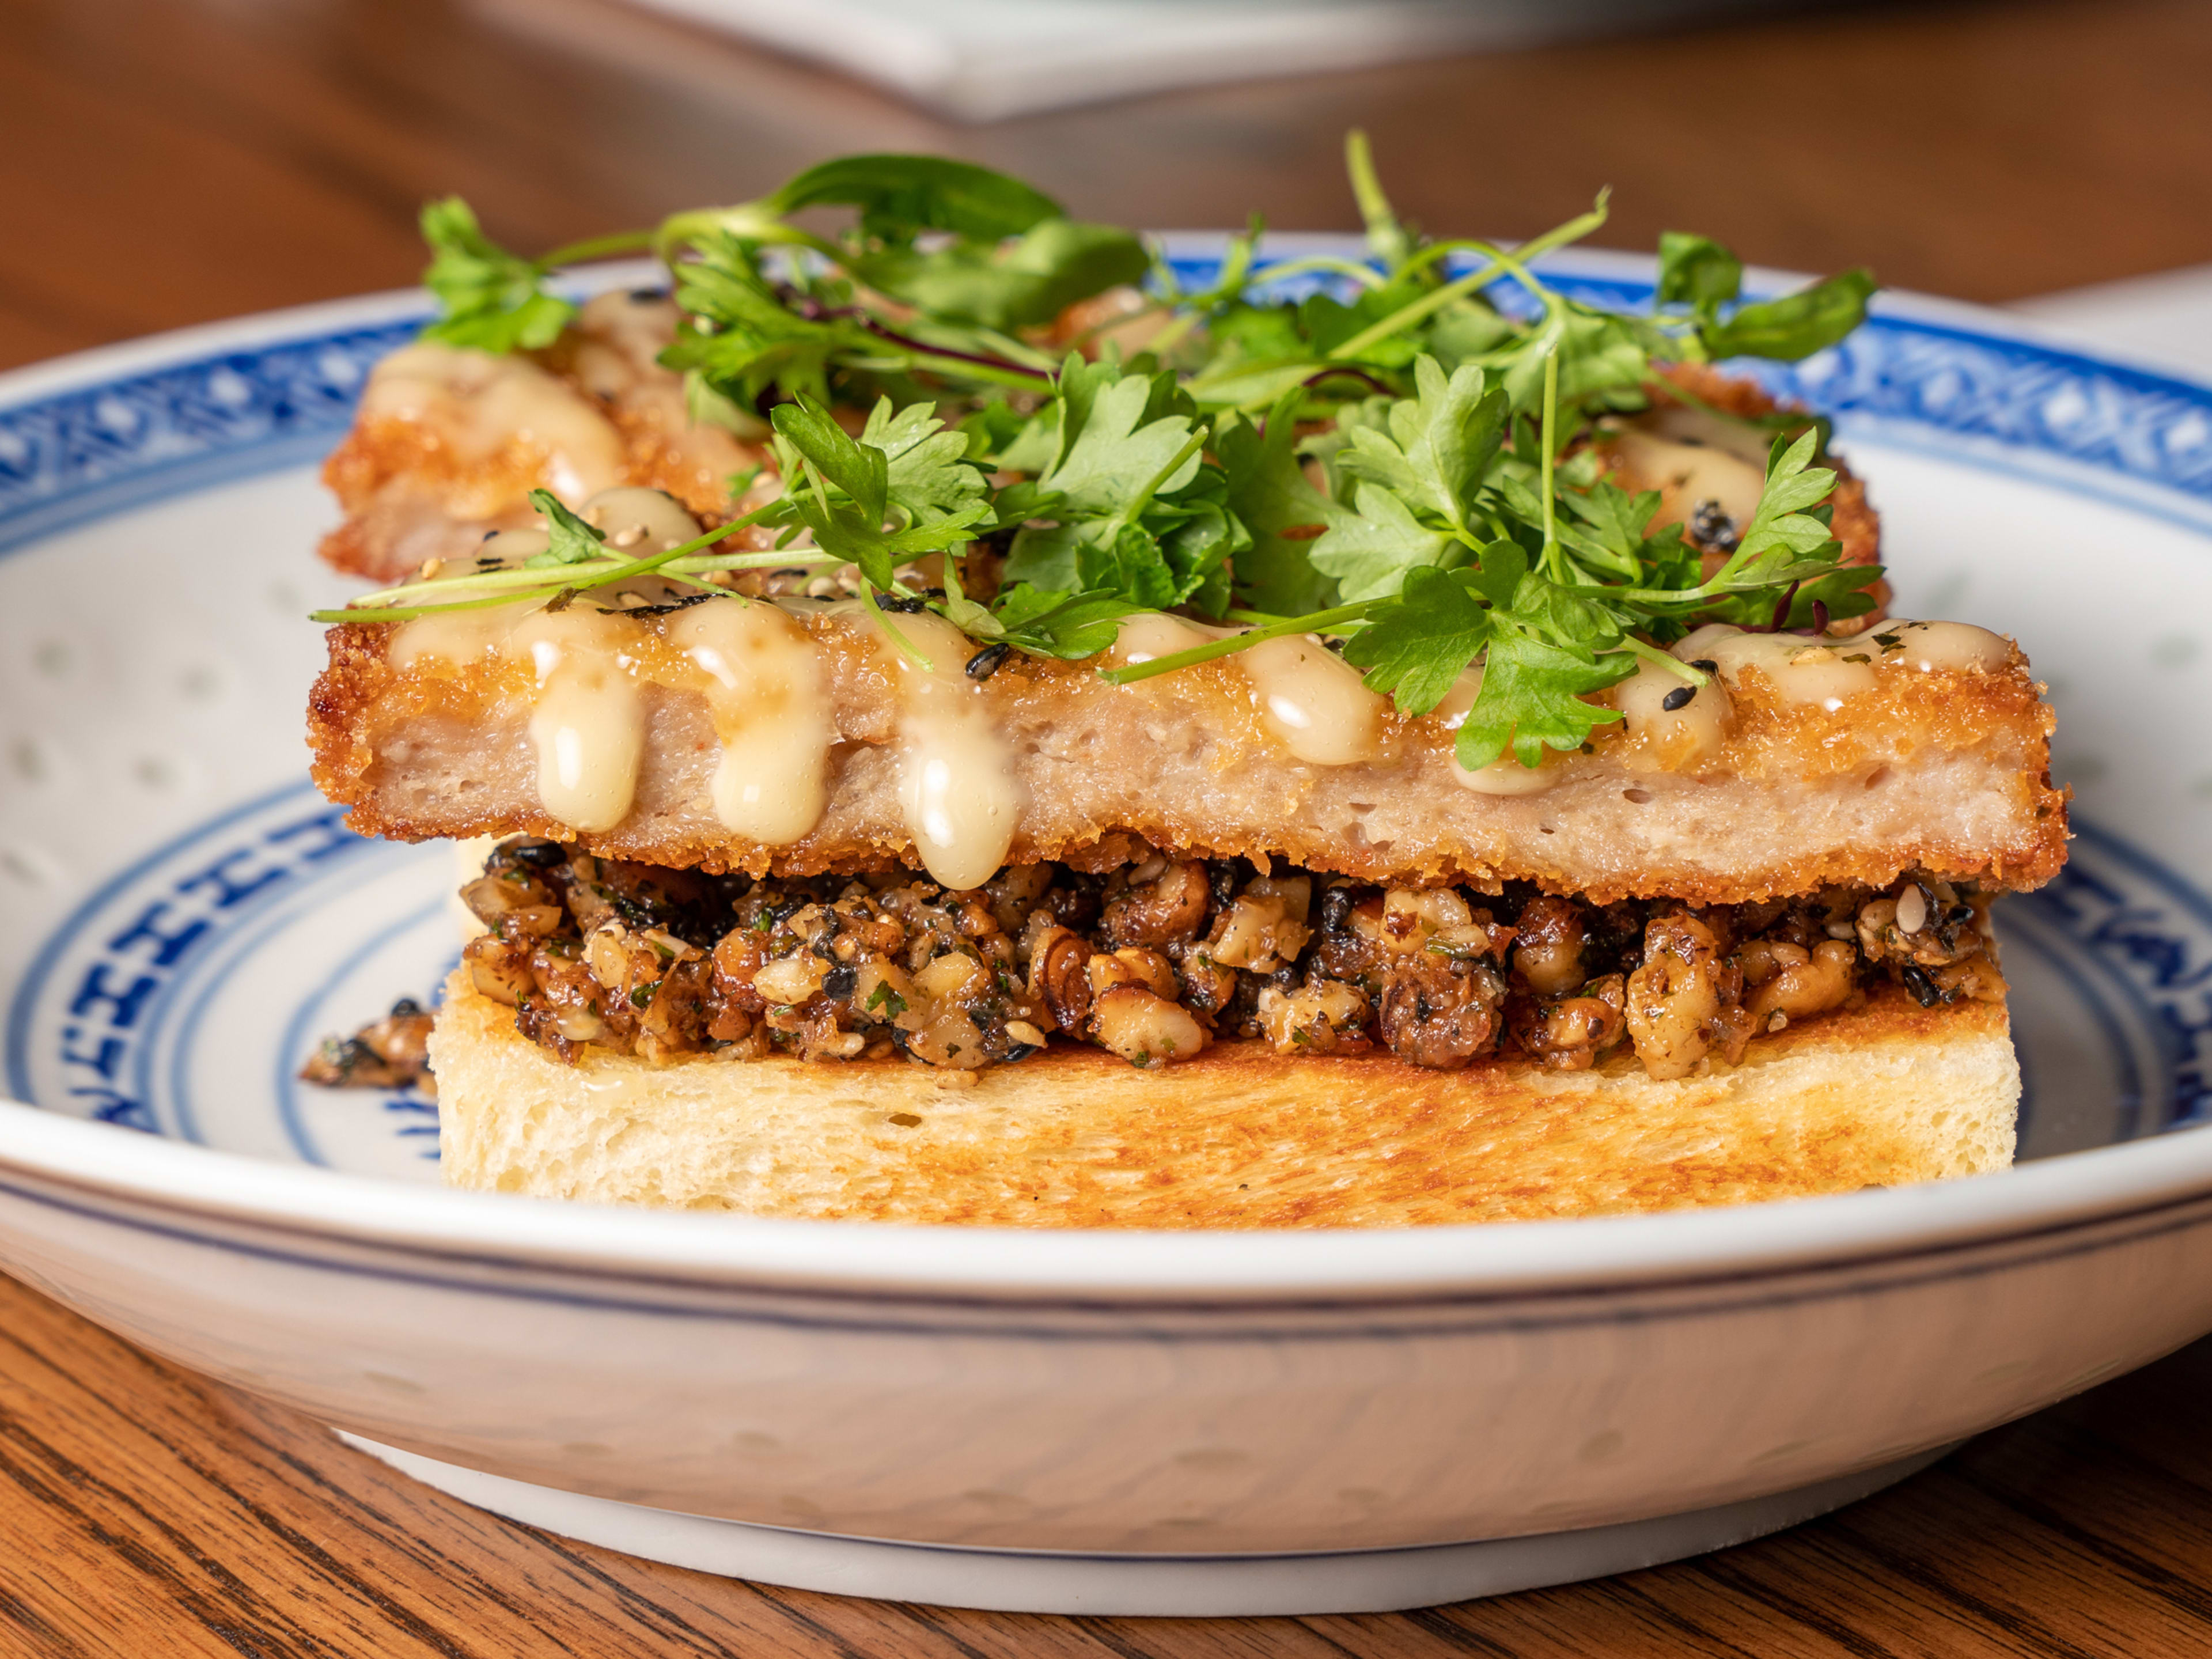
328 134 1884 768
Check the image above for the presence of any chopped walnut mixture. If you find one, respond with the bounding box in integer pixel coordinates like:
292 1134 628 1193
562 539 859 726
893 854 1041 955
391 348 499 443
458 838 2005 1081
299 997 438 1095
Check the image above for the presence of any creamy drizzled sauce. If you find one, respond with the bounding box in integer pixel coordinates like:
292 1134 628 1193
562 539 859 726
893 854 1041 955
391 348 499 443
1428 669 1559 795
360 342 623 502
515 607 647 832
1107 615 1387 767
1672 623 1876 713
1671 617 2009 715
1107 612 1219 667
877 610 1022 890
1610 655 1732 767
670 602 831 844
570 291 683 402
1633 403 1777 468
393 494 698 836
1868 619 2012 673
388 529 553 669
582 484 705 554
1607 426 1765 527
1238 636 1387 766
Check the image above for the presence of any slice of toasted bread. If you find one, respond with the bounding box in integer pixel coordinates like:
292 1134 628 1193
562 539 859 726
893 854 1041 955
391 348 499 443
430 971 2017 1228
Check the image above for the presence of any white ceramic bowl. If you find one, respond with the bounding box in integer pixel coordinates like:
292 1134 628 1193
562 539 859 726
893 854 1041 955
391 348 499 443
3 245 2211 1615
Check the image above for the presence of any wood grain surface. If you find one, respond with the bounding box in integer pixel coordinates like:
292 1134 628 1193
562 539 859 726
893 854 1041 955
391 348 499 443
4 0 2212 1652
6 1265 2212 1658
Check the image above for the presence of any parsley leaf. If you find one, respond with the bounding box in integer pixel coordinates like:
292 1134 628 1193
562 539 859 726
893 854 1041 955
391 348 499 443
771 398 887 522
989 583 1146 660
1001 357 1234 615
1702 268 1876 362
1339 565 1491 715
1034 363 1203 517
767 397 991 591
521 489 609 567
1456 618 1627 771
1721 429 1843 577
859 399 990 522
660 230 839 408
853 218 1151 332
764 154 1063 243
1554 479 1665 579
418 198 575 353
1309 482 1455 601
1655 232 1743 314
1336 357 1508 539
1214 391 1339 615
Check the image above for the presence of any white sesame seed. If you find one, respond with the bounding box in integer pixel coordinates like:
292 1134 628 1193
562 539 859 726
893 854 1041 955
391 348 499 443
1896 885 1928 934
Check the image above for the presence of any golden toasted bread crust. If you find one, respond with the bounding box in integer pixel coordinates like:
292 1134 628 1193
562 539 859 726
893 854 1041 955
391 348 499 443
308 611 2067 903
432 971 2017 1226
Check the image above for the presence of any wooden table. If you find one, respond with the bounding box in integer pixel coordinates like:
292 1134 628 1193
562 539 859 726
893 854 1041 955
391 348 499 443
3 0 2210 1651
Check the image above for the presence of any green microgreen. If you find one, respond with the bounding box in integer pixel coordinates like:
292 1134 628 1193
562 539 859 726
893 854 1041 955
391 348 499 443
338 135 1884 770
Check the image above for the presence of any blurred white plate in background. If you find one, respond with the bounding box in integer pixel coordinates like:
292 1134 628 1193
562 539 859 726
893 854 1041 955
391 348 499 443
622 0 1758 119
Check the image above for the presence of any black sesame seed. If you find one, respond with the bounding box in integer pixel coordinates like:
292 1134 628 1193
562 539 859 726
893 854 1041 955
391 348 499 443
1210 861 1243 912
1690 658 1719 673
1661 685 1695 711
821 964 858 1000
388 997 423 1018
965 643 1010 681
628 286 670 303
510 839 566 869
1320 884 1355 937
619 592 718 619
1900 964 1941 1007
1690 499 1741 552
878 593 928 613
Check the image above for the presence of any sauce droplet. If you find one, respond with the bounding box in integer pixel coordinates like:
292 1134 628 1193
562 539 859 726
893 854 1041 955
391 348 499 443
1869 619 2011 673
1429 668 1560 794
881 611 1022 889
506 608 646 833
670 601 832 846
1238 635 1385 766
361 342 624 503
1612 655 1732 767
1672 623 1876 712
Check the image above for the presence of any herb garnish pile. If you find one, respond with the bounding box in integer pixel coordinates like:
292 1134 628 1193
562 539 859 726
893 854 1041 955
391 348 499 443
320 135 1881 775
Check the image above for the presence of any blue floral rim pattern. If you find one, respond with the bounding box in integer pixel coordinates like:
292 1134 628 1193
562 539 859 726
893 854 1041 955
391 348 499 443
4 250 2212 556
